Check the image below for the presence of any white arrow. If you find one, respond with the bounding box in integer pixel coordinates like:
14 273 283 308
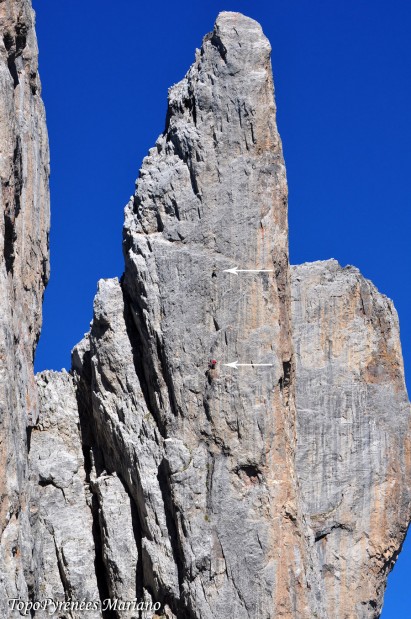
223 266 274 275
224 360 274 369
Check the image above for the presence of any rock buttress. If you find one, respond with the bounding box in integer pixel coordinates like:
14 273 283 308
0 0 49 611
79 12 322 619
30 372 101 618
292 260 411 619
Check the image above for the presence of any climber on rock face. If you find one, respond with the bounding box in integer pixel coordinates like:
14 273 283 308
208 359 217 370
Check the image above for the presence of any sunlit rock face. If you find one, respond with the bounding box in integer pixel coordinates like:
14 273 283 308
0 4 410 618
69 13 321 618
0 0 49 612
119 11 319 618
292 260 411 618
30 372 101 616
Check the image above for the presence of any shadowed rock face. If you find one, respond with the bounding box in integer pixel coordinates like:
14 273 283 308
292 260 411 619
0 0 49 612
0 5 410 619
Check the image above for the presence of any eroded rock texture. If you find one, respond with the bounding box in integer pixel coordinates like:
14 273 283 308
71 13 321 618
0 0 49 612
119 11 319 618
292 261 411 618
0 5 410 619
30 372 100 617
60 12 410 619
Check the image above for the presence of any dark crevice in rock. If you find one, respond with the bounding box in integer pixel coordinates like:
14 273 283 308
53 538 73 606
360 599 379 619
3 32 13 51
42 251 49 287
13 136 23 215
38 478 54 488
184 92 197 127
26 426 32 453
15 23 28 55
89 489 116 619
73 350 106 478
155 210 164 232
235 464 261 483
129 489 145 611
203 390 213 417
3 136 22 274
4 24 27 88
30 71 38 95
157 459 184 585
3 210 16 273
121 282 167 437
6 51 19 87
171 197 180 221
92 320 110 340
279 358 292 409
314 522 353 542
188 162 200 198
72 361 113 614
207 31 227 63
26 581 35 618
279 359 291 391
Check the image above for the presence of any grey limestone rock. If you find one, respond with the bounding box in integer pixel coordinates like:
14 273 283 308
292 260 411 618
82 276 180 604
92 473 139 616
120 11 320 618
30 371 101 618
0 0 49 612
0 5 410 619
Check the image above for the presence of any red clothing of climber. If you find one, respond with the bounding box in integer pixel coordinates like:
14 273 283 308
209 359 217 369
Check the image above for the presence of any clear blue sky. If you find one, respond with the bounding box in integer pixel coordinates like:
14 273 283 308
32 1 410 614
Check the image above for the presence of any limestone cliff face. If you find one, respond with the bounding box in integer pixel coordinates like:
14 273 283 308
0 5 410 619
0 0 49 612
292 261 411 618
119 12 317 617
30 372 100 614
68 14 322 617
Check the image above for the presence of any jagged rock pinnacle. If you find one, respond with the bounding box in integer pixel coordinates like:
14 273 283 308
0 6 409 619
